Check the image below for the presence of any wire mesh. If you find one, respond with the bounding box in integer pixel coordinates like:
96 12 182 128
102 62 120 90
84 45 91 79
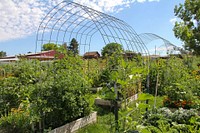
35 1 151 132
36 1 149 57
139 33 182 55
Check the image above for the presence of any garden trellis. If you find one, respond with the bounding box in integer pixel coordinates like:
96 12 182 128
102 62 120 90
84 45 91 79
1 1 199 133
0 1 200 133
35 1 149 57
34 1 186 132
35 1 151 132
139 33 182 55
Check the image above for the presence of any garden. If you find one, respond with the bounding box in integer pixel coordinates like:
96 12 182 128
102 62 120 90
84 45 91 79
0 42 200 133
0 0 200 132
78 53 200 133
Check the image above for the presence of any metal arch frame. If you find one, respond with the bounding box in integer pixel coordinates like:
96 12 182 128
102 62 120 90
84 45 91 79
35 1 152 132
36 1 149 58
139 33 181 55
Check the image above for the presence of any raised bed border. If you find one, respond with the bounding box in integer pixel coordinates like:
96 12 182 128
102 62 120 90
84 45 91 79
95 93 139 107
49 112 97 133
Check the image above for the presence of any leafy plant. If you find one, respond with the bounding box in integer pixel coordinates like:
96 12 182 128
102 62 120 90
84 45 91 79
0 108 32 133
0 56 92 132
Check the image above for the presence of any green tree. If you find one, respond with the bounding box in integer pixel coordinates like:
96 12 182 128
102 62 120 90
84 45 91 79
68 38 79 55
173 0 200 55
42 43 58 51
101 43 123 58
0 51 6 57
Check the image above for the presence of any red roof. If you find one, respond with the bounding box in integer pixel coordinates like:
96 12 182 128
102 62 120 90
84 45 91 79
0 50 64 62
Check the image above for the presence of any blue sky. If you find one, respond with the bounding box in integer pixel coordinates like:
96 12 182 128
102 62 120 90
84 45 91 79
0 0 184 56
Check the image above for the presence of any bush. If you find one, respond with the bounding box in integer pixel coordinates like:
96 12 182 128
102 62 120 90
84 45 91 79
0 57 92 132
0 109 32 133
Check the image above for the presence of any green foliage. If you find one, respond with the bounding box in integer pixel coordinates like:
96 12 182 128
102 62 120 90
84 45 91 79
147 56 200 109
77 113 114 133
80 52 147 132
0 109 32 133
31 56 91 129
137 93 154 101
42 43 58 51
163 83 199 109
41 43 68 55
139 108 200 133
84 59 106 87
0 51 6 57
0 60 41 117
96 68 111 87
171 108 197 124
101 43 123 58
0 57 91 132
173 0 200 55
1 48 199 133
101 54 146 101
148 57 200 96
148 58 187 95
68 38 79 55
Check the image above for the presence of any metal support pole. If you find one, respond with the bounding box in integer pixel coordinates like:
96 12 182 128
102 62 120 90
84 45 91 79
114 82 119 133
146 74 150 112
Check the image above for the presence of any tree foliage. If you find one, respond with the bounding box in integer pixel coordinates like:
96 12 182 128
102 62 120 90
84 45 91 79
68 38 79 55
0 51 6 57
42 43 58 51
101 43 123 58
173 0 200 55
42 43 68 55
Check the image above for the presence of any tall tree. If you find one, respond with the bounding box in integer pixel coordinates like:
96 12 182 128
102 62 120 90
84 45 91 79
0 51 6 57
68 38 79 55
173 0 200 55
101 43 123 58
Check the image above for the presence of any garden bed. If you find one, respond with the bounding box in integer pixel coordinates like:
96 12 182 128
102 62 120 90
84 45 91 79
95 93 139 107
49 112 97 133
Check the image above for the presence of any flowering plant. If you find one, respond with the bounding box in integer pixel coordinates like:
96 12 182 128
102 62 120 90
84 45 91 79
163 83 198 109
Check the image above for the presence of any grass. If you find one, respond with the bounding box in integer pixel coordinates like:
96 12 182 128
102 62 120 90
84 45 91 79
77 113 115 133
78 93 165 133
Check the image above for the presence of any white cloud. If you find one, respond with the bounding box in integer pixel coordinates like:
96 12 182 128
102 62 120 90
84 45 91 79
136 0 160 2
170 17 178 25
137 0 146 3
0 0 160 42
148 0 160 2
170 17 184 26
0 0 49 42
74 0 134 12
192 19 198 28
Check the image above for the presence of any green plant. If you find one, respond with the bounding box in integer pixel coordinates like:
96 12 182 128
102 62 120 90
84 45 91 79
30 56 91 129
171 108 197 124
163 82 198 109
0 108 32 133
101 42 123 58
173 0 200 55
136 108 200 133
68 38 79 55
77 113 114 133
0 56 92 132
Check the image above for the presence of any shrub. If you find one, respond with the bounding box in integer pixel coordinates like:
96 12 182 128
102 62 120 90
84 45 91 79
0 57 92 132
0 108 32 133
